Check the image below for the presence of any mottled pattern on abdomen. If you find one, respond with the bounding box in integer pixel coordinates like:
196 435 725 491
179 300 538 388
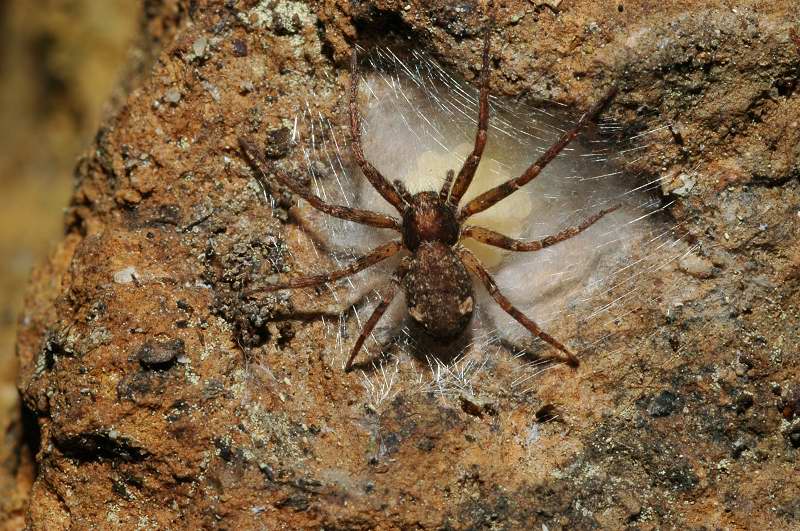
403 241 474 340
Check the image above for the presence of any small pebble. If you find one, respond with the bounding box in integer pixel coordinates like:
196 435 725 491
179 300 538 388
647 390 679 417
165 88 182 104
239 81 255 94
113 266 139 284
192 36 208 57
232 39 248 57
201 80 220 102
136 338 185 367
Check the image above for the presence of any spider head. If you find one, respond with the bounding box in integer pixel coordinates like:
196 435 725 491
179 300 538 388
401 191 459 251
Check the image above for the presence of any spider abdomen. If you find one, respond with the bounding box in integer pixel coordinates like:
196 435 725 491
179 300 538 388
403 241 474 340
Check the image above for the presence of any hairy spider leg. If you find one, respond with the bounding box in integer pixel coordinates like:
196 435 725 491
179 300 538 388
457 246 580 367
439 170 455 203
350 50 408 213
462 205 620 252
246 240 404 295
344 265 409 372
446 24 492 207
459 87 618 221
239 137 402 231
393 179 414 205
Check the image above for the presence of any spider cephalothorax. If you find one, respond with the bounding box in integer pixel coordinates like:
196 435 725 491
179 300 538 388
401 191 460 250
239 24 618 372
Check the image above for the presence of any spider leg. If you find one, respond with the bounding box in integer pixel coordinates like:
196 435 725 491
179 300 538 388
393 179 414 205
458 87 618 221
344 264 409 372
462 205 619 252
239 138 401 230
247 240 403 295
447 25 492 208
350 50 408 213
439 169 455 203
456 246 580 368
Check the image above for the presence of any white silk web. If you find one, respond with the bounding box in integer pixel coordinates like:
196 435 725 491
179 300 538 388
275 47 695 406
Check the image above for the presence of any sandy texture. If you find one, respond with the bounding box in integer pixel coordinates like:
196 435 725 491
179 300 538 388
14 0 800 528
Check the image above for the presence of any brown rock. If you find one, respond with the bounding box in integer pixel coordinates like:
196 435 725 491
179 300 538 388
13 0 800 529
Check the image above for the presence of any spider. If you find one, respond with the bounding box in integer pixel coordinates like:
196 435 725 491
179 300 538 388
239 28 618 372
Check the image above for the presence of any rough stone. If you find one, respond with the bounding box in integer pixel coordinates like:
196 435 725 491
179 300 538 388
12 0 800 529
647 390 680 418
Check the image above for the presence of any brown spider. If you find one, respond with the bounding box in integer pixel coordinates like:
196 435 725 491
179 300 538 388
239 29 618 372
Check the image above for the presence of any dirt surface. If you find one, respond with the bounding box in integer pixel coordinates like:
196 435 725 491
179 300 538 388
13 0 800 529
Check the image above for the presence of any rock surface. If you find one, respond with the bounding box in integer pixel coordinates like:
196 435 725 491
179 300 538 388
14 0 800 528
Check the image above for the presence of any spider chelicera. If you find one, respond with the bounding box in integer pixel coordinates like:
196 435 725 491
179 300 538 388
239 29 618 372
